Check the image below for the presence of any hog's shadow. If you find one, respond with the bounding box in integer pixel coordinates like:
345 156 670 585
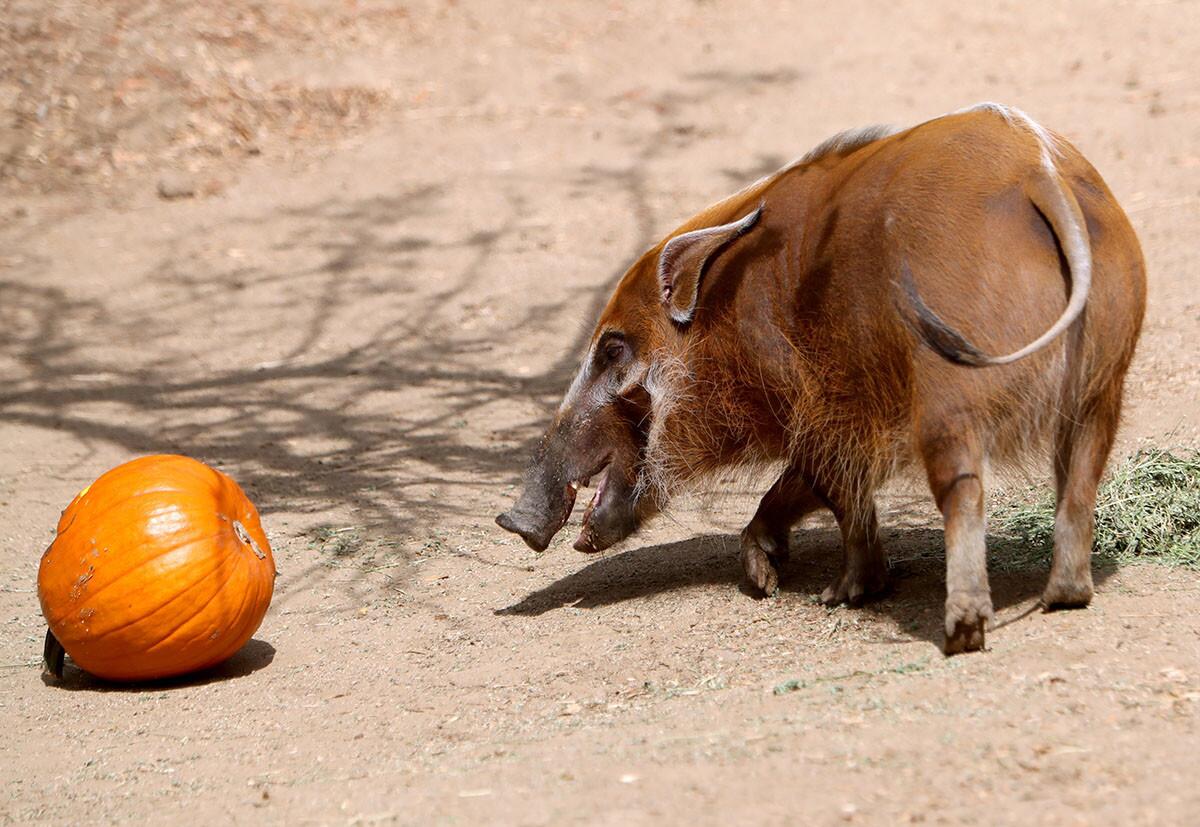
496 527 1116 648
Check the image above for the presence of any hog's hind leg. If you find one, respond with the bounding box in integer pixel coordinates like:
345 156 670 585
1043 384 1122 608
740 469 823 596
922 427 992 654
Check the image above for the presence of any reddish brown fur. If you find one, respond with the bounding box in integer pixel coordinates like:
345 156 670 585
500 105 1146 654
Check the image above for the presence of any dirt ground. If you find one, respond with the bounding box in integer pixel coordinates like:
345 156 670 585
2 1 1199 824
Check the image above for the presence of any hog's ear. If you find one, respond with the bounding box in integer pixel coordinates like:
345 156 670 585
657 204 763 325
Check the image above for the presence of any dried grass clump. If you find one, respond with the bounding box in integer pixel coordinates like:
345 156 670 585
992 447 1200 569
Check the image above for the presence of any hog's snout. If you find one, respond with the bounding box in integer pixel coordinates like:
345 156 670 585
496 475 579 552
496 507 558 552
498 387 650 554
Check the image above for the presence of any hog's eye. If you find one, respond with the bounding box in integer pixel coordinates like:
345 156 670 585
596 333 630 368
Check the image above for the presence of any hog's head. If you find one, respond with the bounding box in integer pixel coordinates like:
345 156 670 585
496 204 763 553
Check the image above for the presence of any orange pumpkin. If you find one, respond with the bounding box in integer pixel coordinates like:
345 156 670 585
38 455 275 682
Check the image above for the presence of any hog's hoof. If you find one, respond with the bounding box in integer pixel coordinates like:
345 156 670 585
1041 574 1094 610
820 566 887 607
739 524 788 597
944 590 993 654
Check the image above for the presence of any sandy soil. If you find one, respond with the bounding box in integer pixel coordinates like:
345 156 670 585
2 1 1199 824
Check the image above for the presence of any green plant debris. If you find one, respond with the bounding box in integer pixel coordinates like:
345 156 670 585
308 524 364 557
991 447 1200 569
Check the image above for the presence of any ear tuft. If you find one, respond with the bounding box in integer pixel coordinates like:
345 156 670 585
657 204 763 325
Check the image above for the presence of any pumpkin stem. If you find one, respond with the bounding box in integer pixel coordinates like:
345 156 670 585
43 628 65 680
233 520 267 560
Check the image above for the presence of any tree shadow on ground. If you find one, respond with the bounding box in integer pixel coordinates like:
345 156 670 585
497 526 1118 649
0 65 811 603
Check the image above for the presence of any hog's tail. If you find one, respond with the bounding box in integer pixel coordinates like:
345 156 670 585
897 163 1092 368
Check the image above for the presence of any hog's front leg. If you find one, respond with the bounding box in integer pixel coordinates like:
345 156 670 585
740 469 823 595
819 497 888 606
796 468 888 606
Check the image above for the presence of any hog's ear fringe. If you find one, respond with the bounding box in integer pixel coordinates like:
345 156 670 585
658 204 764 325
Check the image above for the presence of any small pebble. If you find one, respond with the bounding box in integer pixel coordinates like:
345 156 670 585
157 172 196 200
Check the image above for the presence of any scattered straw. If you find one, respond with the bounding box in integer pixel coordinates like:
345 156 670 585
991 447 1200 569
